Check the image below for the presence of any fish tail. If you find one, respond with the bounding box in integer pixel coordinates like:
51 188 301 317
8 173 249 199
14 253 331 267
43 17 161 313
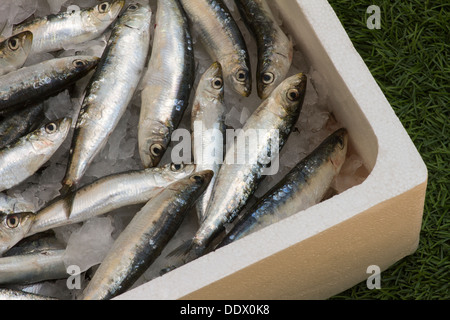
166 238 208 266
59 183 72 198
166 239 194 259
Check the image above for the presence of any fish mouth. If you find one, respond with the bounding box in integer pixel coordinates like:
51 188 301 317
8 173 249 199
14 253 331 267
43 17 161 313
233 78 252 97
291 73 308 94
0 244 10 257
112 0 127 16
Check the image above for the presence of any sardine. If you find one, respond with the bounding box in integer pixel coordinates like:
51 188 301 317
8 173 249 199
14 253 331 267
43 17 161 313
0 211 36 257
0 288 57 300
28 163 196 238
217 128 349 248
0 103 45 149
0 244 67 285
62 3 152 194
234 0 293 99
0 118 72 193
5 231 64 256
138 0 195 168
1 233 66 288
80 170 214 300
179 0 252 97
0 163 194 257
171 73 307 259
11 0 124 54
0 31 33 76
191 62 227 223
0 55 99 112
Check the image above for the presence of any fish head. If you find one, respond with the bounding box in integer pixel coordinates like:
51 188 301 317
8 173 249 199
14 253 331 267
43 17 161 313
36 118 72 144
275 73 307 114
328 128 349 171
88 0 125 23
258 49 294 100
160 162 197 182
120 2 152 29
0 211 35 256
0 31 33 65
197 62 225 101
223 54 252 97
139 120 171 168
187 170 214 192
170 170 215 202
70 55 100 74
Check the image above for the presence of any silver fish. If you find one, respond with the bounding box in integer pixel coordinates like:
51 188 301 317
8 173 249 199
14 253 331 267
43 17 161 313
138 0 195 168
217 128 349 248
234 0 293 99
0 245 67 286
0 103 45 149
62 3 152 194
0 118 72 193
0 163 194 257
80 170 214 300
171 73 307 259
28 163 196 238
4 231 64 256
179 0 252 97
0 55 99 112
0 31 33 76
11 0 124 54
0 288 57 300
191 62 227 223
0 211 36 257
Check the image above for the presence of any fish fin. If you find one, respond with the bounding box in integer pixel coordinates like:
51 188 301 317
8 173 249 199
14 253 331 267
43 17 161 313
59 184 77 219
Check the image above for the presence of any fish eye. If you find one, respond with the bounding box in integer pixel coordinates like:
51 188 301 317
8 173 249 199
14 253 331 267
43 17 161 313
287 88 300 101
170 163 185 172
98 2 110 13
212 77 223 89
128 4 139 11
72 59 86 67
6 215 20 229
8 37 20 51
150 144 164 157
262 72 275 85
45 122 58 134
190 175 204 183
235 70 247 83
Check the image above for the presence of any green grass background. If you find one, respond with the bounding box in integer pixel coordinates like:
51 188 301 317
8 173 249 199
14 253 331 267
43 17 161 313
325 0 449 299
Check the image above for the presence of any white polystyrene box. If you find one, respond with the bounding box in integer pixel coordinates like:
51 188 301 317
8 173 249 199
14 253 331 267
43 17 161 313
114 0 428 300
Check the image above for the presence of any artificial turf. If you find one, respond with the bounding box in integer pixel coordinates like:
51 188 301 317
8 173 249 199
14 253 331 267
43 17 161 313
326 0 449 300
